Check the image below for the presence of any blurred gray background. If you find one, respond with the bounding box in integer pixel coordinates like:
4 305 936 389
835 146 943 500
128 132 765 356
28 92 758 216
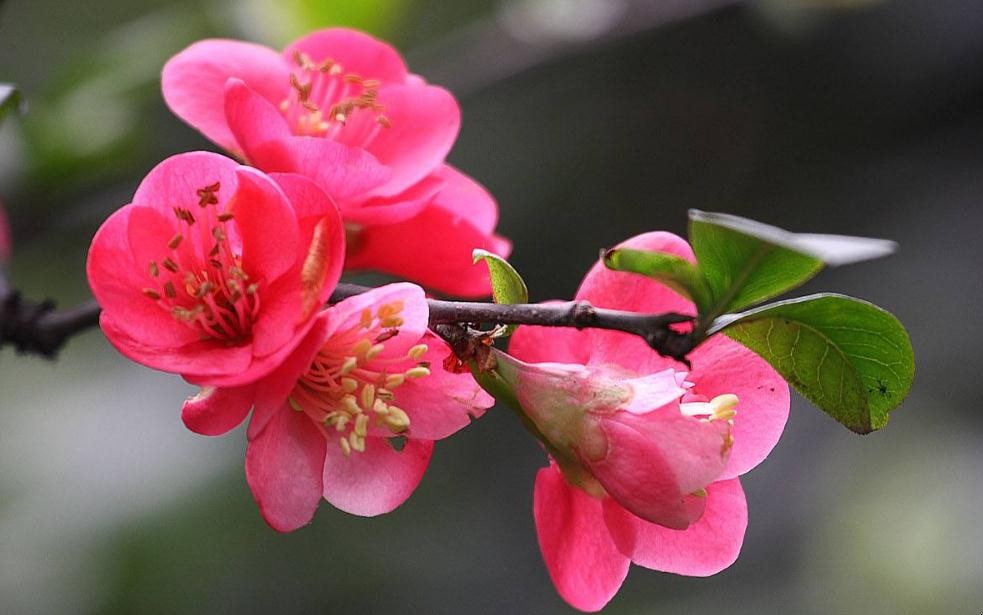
1 0 981 613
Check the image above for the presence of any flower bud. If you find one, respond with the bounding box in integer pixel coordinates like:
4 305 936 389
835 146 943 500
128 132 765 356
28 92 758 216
493 350 734 529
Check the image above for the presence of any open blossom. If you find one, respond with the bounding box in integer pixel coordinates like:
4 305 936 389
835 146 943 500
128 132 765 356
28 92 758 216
162 28 509 296
87 151 345 387
507 231 790 611
182 283 494 530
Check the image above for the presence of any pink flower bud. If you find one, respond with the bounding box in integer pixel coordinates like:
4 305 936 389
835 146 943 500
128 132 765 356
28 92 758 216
494 351 733 530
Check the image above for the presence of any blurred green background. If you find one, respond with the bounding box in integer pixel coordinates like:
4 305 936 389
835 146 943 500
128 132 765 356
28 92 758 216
2 0 982 613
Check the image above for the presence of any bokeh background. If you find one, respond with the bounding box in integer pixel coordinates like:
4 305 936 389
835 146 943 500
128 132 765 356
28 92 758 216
2 0 982 613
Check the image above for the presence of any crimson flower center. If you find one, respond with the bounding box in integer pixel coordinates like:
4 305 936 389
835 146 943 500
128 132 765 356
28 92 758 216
279 50 392 145
288 300 431 456
141 182 259 344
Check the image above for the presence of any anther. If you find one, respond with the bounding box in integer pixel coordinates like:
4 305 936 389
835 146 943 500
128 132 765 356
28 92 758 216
340 357 357 374
168 234 183 249
162 258 180 273
351 339 372 358
341 377 358 393
361 384 376 409
142 288 161 300
148 261 160 278
341 394 361 415
164 281 177 298
365 343 385 360
360 308 373 328
385 374 405 389
339 437 351 456
406 366 430 379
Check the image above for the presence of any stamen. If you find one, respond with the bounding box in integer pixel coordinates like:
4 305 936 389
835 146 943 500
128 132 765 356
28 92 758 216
408 344 428 360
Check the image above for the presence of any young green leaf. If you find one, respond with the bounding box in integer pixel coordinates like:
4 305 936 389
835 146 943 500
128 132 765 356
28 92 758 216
0 83 22 125
709 293 914 434
602 247 711 312
473 249 529 337
688 210 897 317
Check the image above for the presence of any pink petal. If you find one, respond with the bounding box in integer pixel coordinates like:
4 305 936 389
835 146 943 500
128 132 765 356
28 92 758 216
224 80 390 200
100 318 253 378
322 436 433 516
181 384 254 436
322 283 429 359
343 173 443 225
576 232 696 374
508 314 591 365
429 165 500 235
87 205 198 350
283 28 408 85
533 464 629 612
131 151 241 215
688 335 789 479
245 401 326 532
588 410 731 529
604 478 748 576
359 84 460 198
386 332 493 440
234 166 299 287
345 202 511 298
247 314 333 440
162 40 289 153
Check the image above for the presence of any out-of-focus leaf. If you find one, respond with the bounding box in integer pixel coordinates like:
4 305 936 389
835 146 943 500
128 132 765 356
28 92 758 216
238 0 410 46
473 249 528 337
603 246 711 312
689 209 897 317
710 293 914 434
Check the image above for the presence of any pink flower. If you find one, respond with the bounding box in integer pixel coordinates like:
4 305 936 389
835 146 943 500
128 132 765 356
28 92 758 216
508 231 790 612
87 151 345 387
182 283 494 530
0 201 10 263
162 28 509 296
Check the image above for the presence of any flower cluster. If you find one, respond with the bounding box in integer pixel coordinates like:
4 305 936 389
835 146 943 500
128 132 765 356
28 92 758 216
84 27 790 612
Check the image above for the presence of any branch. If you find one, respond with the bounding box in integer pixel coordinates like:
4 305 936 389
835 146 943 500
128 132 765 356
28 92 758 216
1 282 694 362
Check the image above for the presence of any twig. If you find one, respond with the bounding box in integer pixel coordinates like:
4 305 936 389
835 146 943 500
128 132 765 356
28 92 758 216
1 282 695 362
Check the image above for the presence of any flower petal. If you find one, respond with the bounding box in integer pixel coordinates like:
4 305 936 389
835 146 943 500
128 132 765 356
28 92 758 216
322 283 429 359
386 332 493 441
322 436 433 516
162 40 289 153
343 172 443 225
688 335 790 479
508 314 591 365
604 478 748 576
533 464 629 612
576 231 696 374
246 404 325 532
247 314 333 440
234 166 299 288
245 401 326 532
589 410 731 529
283 28 408 85
224 80 390 200
345 201 511 298
428 165 500 235
359 84 460 198
181 384 254 436
131 151 241 219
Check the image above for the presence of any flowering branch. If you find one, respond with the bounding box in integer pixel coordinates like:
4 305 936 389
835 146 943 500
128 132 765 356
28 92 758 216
1 282 695 362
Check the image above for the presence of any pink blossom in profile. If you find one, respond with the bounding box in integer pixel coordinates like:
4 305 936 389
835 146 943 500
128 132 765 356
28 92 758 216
87 151 345 387
162 28 509 296
507 231 790 612
0 202 11 263
181 283 494 531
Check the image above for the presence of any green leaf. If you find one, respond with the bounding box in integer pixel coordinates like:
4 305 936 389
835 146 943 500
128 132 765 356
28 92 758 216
602 247 712 312
710 293 914 434
473 249 529 337
688 209 897 316
0 83 22 125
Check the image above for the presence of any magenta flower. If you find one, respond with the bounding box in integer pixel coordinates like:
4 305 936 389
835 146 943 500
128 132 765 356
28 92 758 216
162 28 509 296
507 231 790 611
182 283 494 531
87 151 345 387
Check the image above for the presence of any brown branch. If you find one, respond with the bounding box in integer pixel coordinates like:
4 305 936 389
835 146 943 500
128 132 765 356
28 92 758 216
1 282 694 362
